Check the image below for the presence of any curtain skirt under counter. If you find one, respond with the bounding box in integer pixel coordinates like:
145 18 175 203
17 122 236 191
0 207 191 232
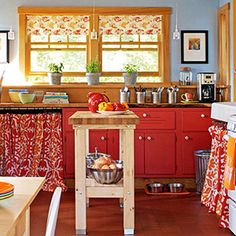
0 112 67 192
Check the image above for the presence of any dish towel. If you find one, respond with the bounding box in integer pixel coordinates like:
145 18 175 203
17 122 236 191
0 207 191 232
224 136 236 190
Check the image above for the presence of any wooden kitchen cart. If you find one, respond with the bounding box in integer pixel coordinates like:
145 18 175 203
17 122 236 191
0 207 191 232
69 111 139 235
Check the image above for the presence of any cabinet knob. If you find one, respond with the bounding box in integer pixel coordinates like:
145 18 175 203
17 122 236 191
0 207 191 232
184 136 190 141
147 136 152 141
143 113 147 117
100 136 106 140
200 114 206 118
138 136 143 140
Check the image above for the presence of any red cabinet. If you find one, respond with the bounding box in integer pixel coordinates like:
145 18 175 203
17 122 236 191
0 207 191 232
62 108 119 178
181 132 211 175
179 108 212 177
63 107 212 179
132 108 176 177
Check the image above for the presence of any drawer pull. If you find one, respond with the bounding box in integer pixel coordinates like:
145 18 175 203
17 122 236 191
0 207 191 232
200 114 206 118
184 136 190 141
138 136 143 140
147 136 152 141
143 113 147 118
100 136 106 140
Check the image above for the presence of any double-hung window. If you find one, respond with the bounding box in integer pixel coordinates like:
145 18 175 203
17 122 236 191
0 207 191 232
99 15 162 83
19 7 171 83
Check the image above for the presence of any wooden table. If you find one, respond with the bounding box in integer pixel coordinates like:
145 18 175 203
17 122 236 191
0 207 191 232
0 177 45 236
69 111 139 235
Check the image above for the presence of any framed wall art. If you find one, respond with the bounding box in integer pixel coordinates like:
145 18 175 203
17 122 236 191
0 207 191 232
0 31 9 64
181 30 208 64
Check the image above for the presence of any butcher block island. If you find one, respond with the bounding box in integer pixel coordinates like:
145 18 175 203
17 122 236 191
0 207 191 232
69 111 139 235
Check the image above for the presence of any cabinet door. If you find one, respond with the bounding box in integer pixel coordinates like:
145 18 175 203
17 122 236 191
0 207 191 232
63 130 75 178
134 131 145 176
145 132 176 175
181 131 211 176
89 130 108 154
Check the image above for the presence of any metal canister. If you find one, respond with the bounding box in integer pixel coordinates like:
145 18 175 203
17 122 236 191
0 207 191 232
167 86 179 104
136 91 146 104
120 90 130 103
152 87 164 104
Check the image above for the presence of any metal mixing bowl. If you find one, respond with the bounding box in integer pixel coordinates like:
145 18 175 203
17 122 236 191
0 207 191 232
168 183 184 193
146 183 165 193
88 160 123 184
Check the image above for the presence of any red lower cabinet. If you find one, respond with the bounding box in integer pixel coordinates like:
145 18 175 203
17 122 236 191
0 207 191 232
63 107 212 179
135 130 176 177
181 131 211 176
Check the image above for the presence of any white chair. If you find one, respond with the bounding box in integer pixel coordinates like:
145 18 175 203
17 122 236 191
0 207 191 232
45 187 62 236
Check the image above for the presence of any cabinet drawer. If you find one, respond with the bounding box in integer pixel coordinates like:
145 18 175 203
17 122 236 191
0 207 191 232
182 109 212 131
132 109 175 130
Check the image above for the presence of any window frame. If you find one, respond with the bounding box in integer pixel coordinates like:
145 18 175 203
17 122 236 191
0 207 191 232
18 7 171 83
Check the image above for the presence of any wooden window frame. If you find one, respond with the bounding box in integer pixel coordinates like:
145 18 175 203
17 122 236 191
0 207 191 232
18 7 171 83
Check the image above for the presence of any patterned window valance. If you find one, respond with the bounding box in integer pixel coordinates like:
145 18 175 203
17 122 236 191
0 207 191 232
26 15 90 35
99 15 162 35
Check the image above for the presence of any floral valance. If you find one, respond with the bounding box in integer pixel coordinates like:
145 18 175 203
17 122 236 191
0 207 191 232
26 15 90 35
99 15 162 35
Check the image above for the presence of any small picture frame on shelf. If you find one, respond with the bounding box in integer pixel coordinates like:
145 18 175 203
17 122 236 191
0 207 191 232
0 31 9 64
181 30 208 64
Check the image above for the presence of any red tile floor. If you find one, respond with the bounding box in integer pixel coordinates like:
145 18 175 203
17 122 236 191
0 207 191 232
31 190 232 236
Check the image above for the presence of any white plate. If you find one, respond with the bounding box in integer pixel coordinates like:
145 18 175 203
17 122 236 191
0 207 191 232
97 110 128 116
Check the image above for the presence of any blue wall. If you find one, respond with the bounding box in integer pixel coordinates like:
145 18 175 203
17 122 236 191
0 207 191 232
0 0 220 84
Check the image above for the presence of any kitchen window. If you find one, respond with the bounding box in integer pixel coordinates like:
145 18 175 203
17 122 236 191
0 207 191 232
18 7 171 83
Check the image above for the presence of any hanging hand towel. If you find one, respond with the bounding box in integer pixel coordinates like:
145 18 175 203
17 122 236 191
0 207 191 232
224 136 236 190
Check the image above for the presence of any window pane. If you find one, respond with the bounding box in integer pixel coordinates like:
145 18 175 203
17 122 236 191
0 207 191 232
103 45 120 49
121 35 138 42
121 45 138 49
30 50 86 72
140 35 158 42
99 76 161 83
31 45 49 48
69 35 87 42
31 35 48 42
50 35 67 42
102 35 120 42
50 45 67 48
102 50 158 72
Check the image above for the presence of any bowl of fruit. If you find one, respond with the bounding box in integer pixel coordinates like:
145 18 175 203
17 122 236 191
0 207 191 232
88 156 123 184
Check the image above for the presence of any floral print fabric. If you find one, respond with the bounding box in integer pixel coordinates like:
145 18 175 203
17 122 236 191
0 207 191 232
99 15 162 35
0 113 67 192
27 15 89 35
201 124 229 228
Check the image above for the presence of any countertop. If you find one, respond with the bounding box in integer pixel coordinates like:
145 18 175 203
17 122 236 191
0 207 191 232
0 102 212 109
211 102 236 122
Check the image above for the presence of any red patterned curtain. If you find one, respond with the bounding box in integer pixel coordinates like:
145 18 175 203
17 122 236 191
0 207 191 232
0 112 67 192
201 123 229 228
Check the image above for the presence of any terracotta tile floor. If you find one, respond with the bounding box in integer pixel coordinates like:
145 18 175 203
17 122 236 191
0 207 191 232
31 190 232 236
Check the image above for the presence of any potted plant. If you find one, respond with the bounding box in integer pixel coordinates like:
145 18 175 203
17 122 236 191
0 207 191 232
123 64 139 86
86 60 101 85
48 63 64 85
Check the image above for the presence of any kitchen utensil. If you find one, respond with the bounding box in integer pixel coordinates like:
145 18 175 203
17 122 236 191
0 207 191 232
88 160 123 184
167 86 179 104
87 92 110 113
120 86 130 103
168 183 184 193
152 87 164 104
146 183 165 193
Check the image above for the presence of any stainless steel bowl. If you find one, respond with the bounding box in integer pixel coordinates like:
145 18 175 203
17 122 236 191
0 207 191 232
86 152 111 176
168 183 184 193
88 160 123 184
146 183 165 193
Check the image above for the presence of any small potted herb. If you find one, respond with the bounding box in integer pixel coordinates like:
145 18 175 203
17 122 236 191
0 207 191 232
86 60 101 85
48 63 64 85
123 64 139 86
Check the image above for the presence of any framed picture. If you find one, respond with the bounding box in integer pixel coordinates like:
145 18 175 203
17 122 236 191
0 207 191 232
0 31 9 64
181 30 208 64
